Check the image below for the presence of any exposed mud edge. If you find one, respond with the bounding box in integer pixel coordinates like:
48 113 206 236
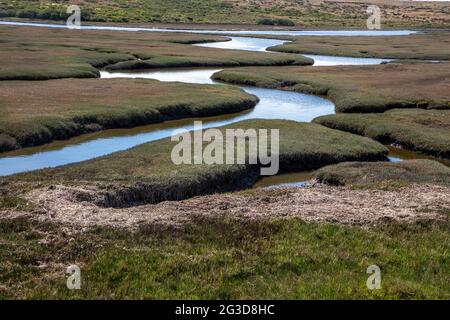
89 165 261 208
11 183 450 231
53 150 387 208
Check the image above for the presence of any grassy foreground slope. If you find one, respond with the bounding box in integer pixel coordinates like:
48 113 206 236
212 63 450 113
269 33 450 61
8 120 388 206
0 26 313 80
0 215 448 299
1 0 449 28
0 78 258 152
314 109 450 159
316 160 450 189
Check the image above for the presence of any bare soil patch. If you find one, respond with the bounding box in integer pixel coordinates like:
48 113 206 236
7 183 448 231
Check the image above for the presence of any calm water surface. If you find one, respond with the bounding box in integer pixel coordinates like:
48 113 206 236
0 21 416 36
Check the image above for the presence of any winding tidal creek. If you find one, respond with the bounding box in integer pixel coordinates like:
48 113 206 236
0 22 421 186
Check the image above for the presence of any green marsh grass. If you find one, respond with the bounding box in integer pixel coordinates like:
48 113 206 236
315 159 450 189
0 216 448 299
0 79 258 152
314 109 450 159
212 63 450 113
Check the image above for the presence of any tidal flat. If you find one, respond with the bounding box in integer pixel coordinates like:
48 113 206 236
0 19 449 300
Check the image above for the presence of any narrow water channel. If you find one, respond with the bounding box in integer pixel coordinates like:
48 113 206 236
0 21 416 36
0 22 427 186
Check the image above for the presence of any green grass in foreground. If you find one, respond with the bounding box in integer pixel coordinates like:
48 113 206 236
315 160 450 190
314 109 450 159
212 63 450 113
0 78 257 152
9 120 388 206
0 216 448 299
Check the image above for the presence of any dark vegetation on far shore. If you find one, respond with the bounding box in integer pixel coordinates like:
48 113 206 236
0 79 258 152
314 109 450 159
6 120 388 207
1 0 449 28
212 63 450 114
316 159 450 189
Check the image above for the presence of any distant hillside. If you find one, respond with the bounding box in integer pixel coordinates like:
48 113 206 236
1 0 449 28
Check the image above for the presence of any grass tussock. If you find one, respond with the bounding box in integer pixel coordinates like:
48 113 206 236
105 54 313 71
7 119 388 207
0 215 448 299
315 159 450 190
212 63 450 113
0 78 258 152
314 109 450 159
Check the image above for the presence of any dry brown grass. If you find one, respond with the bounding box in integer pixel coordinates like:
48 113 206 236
5 183 448 230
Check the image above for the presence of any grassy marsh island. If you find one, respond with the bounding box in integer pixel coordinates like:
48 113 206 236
269 32 450 61
314 109 450 159
315 159 450 189
0 79 258 152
